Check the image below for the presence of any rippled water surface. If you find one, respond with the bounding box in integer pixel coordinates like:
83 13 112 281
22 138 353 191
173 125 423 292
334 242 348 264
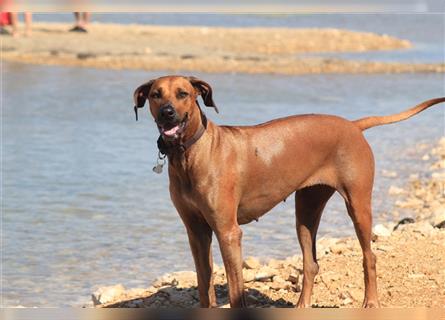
3 13 445 307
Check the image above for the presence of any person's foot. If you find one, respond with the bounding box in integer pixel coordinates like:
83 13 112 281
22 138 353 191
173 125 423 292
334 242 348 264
69 25 87 33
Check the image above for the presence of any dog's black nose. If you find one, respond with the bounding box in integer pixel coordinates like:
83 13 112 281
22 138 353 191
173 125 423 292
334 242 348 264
159 104 176 120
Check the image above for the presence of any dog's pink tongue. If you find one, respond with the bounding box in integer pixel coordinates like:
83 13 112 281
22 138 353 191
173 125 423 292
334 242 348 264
163 125 180 136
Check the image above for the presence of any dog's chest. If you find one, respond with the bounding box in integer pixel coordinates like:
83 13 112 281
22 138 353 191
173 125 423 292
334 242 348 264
169 172 207 208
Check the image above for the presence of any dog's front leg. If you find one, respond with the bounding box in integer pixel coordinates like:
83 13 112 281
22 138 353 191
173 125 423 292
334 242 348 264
185 220 217 307
214 223 247 308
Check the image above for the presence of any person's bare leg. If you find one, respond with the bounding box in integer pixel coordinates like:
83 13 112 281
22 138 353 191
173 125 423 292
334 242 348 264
24 12 32 36
81 12 91 26
10 13 18 37
73 12 81 26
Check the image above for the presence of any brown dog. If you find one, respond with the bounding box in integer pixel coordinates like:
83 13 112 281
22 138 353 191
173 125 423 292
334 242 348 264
133 75 444 308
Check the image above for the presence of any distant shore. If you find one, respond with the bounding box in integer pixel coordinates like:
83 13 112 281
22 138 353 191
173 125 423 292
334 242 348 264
90 138 445 308
2 22 444 75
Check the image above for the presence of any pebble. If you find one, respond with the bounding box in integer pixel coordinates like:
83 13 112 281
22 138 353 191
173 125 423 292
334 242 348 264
255 272 275 282
393 217 415 231
246 294 259 304
287 273 300 284
388 185 405 195
382 169 398 178
376 244 393 252
435 221 445 229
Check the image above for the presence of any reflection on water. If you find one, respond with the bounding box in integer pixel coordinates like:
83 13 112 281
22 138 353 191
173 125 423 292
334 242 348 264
3 61 443 306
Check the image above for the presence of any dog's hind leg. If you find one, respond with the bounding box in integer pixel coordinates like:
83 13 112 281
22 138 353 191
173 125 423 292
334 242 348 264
295 184 335 308
344 187 379 308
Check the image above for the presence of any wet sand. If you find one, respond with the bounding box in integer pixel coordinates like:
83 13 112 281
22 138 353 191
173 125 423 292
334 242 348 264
2 22 444 75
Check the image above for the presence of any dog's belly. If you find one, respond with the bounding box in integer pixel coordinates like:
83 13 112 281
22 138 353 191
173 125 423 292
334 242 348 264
236 168 307 225
236 166 335 225
237 194 291 225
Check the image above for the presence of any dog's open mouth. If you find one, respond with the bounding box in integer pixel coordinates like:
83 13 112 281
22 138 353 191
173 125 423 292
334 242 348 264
158 114 188 139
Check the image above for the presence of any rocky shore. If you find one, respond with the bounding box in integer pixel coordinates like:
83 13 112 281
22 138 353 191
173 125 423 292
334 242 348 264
91 138 445 308
2 22 444 75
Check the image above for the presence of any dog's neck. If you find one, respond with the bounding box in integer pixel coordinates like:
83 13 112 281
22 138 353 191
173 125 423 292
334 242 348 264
166 120 217 185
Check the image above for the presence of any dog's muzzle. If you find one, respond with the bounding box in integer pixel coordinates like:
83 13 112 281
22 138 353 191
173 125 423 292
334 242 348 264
157 105 188 140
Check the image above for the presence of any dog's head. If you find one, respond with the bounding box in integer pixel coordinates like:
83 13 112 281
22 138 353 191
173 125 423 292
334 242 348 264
133 76 218 140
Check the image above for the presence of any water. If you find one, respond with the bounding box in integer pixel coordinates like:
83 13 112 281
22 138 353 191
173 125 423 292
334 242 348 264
2 13 445 307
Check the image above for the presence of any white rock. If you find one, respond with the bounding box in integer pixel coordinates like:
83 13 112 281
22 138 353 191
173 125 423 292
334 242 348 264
412 221 435 236
255 272 275 282
381 169 397 178
388 186 405 195
373 224 392 237
432 172 445 181
92 284 126 305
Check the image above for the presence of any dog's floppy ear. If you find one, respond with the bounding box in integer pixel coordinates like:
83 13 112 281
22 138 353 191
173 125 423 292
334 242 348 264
187 76 219 114
133 80 154 121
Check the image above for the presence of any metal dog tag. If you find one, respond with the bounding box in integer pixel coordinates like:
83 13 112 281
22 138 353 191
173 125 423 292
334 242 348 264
153 153 166 174
153 163 163 174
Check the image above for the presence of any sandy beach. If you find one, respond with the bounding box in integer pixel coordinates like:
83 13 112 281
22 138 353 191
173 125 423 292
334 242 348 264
2 22 444 75
90 138 445 308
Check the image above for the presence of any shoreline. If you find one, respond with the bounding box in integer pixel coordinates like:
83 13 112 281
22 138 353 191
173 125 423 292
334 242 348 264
91 138 445 308
2 22 444 75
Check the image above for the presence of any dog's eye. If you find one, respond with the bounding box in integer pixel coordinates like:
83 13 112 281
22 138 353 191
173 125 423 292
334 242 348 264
177 91 189 99
151 92 161 99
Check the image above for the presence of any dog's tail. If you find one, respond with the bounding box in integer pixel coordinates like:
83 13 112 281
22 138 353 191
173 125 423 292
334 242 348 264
353 97 445 131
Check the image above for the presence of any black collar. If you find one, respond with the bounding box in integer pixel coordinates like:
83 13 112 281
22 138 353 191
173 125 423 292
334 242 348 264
157 102 207 156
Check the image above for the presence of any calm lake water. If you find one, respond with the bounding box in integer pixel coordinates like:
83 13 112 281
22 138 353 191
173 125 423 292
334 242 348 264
2 13 445 307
